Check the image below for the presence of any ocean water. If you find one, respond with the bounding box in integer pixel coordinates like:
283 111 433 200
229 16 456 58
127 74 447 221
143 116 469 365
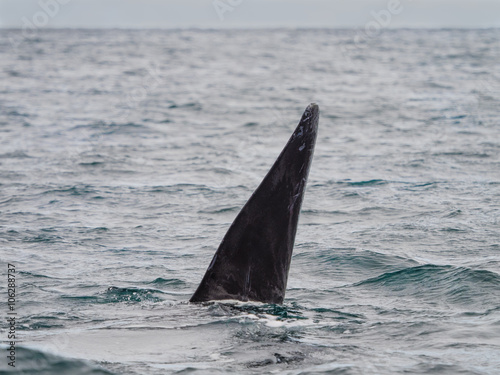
0 28 499 374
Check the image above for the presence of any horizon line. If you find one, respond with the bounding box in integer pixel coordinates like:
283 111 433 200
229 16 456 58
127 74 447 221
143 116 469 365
1 25 499 31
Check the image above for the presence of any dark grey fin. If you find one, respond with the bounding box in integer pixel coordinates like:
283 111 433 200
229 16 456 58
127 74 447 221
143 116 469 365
190 104 319 304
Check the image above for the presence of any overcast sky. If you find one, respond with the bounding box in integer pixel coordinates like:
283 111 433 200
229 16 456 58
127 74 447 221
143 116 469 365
1 0 499 29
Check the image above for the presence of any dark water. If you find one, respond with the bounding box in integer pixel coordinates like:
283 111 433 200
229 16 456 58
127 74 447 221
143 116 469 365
0 28 499 374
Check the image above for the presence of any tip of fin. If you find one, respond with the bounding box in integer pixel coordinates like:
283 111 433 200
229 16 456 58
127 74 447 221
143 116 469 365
301 103 319 128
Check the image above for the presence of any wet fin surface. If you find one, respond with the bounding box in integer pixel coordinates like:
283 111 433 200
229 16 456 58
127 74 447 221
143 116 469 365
190 104 319 304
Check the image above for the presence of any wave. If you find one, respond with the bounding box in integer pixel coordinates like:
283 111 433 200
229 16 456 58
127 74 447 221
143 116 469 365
22 233 64 243
336 179 388 187
19 271 56 279
198 205 239 214
42 185 98 197
0 151 32 159
226 302 306 321
60 286 165 304
16 311 78 331
147 277 186 286
0 346 113 375
168 101 202 110
69 121 154 137
354 264 500 307
323 179 441 192
103 286 164 303
297 249 418 279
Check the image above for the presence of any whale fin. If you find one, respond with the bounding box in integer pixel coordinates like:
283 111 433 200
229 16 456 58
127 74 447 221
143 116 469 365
190 104 319 304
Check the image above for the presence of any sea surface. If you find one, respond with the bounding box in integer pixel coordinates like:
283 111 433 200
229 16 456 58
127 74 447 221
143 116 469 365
0 28 499 374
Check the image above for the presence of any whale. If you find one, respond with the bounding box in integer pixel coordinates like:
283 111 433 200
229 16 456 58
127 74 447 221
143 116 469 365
190 103 319 304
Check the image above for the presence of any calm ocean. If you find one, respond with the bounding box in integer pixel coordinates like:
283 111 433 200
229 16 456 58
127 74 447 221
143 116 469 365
0 28 499 374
